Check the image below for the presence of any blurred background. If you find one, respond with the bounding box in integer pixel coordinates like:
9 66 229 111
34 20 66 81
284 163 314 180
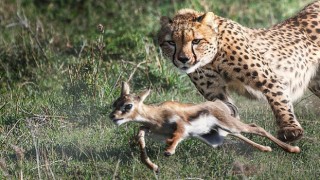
0 0 318 179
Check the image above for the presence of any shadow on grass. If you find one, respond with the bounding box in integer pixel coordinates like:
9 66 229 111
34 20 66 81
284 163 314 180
9 137 257 165
5 136 273 179
17 144 137 165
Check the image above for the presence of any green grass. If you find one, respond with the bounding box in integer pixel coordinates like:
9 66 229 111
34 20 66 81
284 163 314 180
0 0 319 179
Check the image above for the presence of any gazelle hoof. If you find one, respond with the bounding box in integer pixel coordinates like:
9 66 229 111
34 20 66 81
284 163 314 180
264 146 272 152
164 151 173 156
155 167 160 174
289 146 301 153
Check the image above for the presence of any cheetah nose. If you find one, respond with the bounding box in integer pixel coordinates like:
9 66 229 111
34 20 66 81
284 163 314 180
178 56 189 64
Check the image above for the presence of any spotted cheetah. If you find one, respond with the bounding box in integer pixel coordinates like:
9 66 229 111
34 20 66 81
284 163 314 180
158 1 320 142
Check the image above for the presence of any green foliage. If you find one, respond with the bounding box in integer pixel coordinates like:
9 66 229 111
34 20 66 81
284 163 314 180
0 0 318 179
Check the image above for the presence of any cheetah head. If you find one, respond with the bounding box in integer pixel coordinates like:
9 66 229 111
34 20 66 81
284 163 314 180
158 9 219 74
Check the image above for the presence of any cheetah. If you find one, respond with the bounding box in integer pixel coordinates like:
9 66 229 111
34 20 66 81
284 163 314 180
158 1 320 142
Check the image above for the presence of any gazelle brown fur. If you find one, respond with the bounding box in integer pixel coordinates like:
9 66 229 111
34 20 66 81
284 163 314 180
109 82 300 173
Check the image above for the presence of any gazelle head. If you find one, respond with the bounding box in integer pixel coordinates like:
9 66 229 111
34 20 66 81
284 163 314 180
109 82 150 126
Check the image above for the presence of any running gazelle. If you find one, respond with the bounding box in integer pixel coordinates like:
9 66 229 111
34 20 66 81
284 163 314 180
109 82 300 172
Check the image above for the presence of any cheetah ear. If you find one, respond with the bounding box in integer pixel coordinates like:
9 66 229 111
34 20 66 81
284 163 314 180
121 82 130 96
138 89 151 103
160 16 172 26
198 12 218 33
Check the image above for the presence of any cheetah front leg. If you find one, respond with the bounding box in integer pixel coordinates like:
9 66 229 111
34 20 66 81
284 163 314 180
188 70 231 102
263 87 304 142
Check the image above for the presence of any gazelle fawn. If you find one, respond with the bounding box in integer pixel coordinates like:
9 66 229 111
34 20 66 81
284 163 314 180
109 82 300 173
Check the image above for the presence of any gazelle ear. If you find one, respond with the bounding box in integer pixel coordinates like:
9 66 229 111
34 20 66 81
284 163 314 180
121 82 130 96
198 12 218 33
160 16 172 26
138 89 151 103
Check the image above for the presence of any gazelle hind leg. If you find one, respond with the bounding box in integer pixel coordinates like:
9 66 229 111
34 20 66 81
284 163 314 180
137 126 159 173
231 133 272 152
246 123 300 153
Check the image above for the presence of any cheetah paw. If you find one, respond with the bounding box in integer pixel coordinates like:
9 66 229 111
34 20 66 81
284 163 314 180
277 126 304 142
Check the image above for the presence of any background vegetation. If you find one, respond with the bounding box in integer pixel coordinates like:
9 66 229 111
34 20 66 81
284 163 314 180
0 0 319 179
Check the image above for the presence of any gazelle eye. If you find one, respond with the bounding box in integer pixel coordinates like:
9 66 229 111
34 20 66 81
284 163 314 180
167 41 176 46
192 39 201 44
124 104 133 111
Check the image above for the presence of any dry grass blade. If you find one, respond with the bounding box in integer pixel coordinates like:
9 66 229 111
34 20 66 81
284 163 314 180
26 118 42 180
128 61 146 82
112 159 121 180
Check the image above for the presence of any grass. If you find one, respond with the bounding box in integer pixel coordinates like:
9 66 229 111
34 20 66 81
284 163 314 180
0 0 319 179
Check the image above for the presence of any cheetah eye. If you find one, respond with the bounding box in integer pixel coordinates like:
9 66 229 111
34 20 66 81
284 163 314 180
166 41 176 46
192 39 202 45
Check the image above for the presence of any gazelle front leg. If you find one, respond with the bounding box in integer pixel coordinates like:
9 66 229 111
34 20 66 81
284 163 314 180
164 125 185 156
137 126 159 173
164 137 182 156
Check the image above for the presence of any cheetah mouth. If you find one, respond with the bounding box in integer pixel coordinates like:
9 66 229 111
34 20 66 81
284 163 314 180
179 61 201 74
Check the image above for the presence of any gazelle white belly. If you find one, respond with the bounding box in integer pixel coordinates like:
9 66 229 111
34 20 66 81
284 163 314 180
184 115 226 137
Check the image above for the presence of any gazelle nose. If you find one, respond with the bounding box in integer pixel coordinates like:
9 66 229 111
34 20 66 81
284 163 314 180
178 56 189 64
109 114 115 119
